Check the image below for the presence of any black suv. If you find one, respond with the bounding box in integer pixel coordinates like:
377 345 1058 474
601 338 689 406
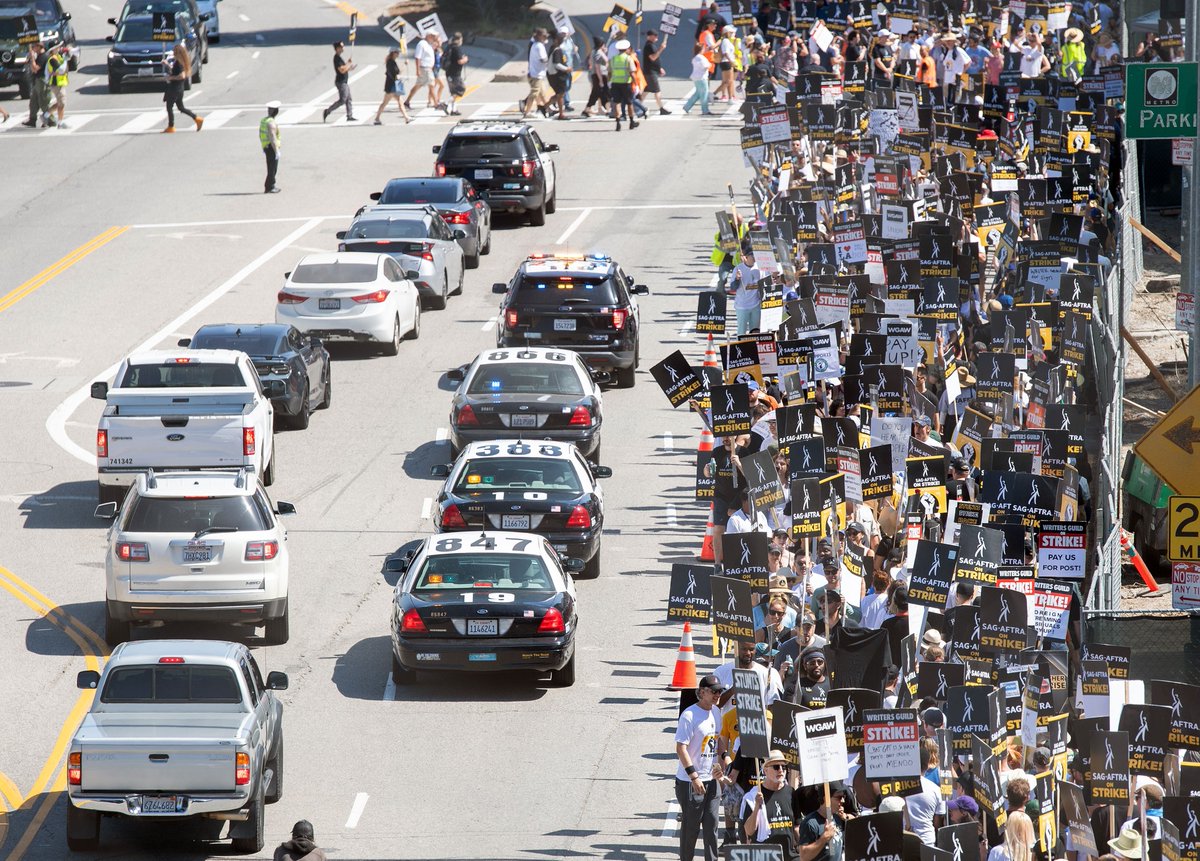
432 121 558 226
492 253 648 388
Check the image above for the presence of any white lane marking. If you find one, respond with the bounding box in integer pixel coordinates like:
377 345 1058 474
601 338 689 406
468 101 510 120
187 89 203 102
666 504 677 529
198 108 239 129
383 673 396 701
226 70 239 79
708 273 720 288
277 63 375 125
132 215 345 229
661 801 680 839
480 315 496 331
251 50 261 60
43 114 99 134
344 792 369 828
88 2 101 8
677 319 694 338
555 207 591 245
238 12 250 21
83 76 100 86
434 427 448 443
291 245 331 254
47 218 324 465
113 111 165 135
420 498 432 520
663 432 673 451
409 105 445 125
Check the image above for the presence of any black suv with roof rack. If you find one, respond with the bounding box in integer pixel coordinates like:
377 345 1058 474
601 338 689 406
492 253 648 388
432 120 558 226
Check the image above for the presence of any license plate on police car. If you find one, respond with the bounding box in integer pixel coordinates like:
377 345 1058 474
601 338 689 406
182 545 213 564
468 619 497 636
137 67 157 76
318 298 341 311
475 169 493 180
501 514 530 530
553 319 576 331
141 796 180 814
510 414 537 428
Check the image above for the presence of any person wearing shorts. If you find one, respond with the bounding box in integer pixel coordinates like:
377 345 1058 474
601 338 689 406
522 28 550 117
641 30 670 114
404 32 437 111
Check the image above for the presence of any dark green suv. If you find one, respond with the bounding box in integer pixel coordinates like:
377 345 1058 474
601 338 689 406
0 0 78 68
0 9 33 98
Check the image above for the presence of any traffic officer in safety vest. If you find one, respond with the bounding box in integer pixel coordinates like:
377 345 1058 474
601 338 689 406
609 39 637 131
260 101 282 194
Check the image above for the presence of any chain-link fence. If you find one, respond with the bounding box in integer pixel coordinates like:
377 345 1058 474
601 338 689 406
1084 611 1200 685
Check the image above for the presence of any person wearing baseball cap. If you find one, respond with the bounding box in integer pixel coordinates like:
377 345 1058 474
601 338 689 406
741 749 799 853
674 674 724 861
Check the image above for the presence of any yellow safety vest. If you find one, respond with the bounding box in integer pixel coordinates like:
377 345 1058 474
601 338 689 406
259 116 279 150
610 52 632 84
48 53 67 87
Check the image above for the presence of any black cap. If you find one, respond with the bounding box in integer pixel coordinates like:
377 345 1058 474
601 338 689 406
292 820 314 840
922 707 945 728
698 674 725 692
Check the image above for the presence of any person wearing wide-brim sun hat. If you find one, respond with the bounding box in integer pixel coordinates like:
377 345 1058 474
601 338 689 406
1060 27 1087 79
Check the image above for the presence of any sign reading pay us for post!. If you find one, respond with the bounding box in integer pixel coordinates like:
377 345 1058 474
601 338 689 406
795 707 848 787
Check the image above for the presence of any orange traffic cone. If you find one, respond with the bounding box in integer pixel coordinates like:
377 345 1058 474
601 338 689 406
668 621 698 690
698 426 715 454
702 334 718 368
699 502 716 562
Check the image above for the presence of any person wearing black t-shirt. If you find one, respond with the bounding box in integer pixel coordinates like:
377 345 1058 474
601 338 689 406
744 47 777 104
323 40 357 123
743 750 801 861
798 782 847 861
871 31 896 81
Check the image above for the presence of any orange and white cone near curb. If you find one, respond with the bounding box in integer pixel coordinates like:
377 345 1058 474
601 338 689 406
699 503 716 562
698 426 715 454
668 621 698 690
702 334 718 369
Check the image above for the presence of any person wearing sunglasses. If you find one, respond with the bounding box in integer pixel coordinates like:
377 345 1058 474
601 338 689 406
741 750 801 858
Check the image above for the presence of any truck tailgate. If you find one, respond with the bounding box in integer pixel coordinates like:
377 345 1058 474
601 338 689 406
76 714 246 792
103 414 246 470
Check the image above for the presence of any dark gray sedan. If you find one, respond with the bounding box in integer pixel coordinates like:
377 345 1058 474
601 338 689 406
362 177 492 269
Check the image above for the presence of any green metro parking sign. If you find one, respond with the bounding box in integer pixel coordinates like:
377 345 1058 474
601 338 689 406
1126 62 1199 139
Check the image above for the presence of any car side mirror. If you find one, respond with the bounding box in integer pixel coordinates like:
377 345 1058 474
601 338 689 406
369 192 381 201
91 381 109 400
63 11 71 19
544 143 560 152
200 12 211 20
309 336 322 348
431 144 441 153
77 670 100 689
592 465 613 479
405 269 420 280
431 464 450 478
177 337 192 347
632 284 649 295
384 550 414 574
453 229 467 239
266 671 289 691
262 380 285 398
446 367 466 383
275 501 297 515
491 282 507 294
95 502 118 519
335 230 346 240
564 557 586 572
105 33 113 41
107 16 116 24
590 369 613 385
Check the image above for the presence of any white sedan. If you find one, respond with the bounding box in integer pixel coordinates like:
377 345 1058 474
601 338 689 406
276 252 421 355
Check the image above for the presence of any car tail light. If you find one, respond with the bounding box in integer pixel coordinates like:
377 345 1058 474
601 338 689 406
117 542 149 562
568 406 592 427
245 541 279 561
242 427 255 456
235 752 250 786
96 429 108 458
68 752 81 785
277 291 306 305
612 308 628 330
352 289 390 304
520 159 536 178
443 211 471 224
158 656 185 663
538 608 565 634
440 505 467 529
456 404 479 426
565 505 592 528
401 608 428 633
419 242 435 262
434 162 446 177
505 309 518 328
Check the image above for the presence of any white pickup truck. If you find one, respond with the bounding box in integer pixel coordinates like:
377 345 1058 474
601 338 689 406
92 349 279 505
67 639 286 854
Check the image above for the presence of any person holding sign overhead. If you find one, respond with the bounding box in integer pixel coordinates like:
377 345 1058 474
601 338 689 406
674 674 724 861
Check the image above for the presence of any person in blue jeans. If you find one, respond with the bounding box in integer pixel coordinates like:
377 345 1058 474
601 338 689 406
683 43 714 115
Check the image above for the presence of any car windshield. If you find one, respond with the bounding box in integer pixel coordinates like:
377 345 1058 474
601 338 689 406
0 16 27 37
116 18 175 40
455 457 581 492
514 275 619 306
123 495 270 533
190 331 285 356
0 0 55 23
345 219 430 240
101 665 243 703
290 261 378 283
123 0 189 13
119 361 246 387
380 182 460 205
466 362 584 396
412 553 553 591
440 134 526 159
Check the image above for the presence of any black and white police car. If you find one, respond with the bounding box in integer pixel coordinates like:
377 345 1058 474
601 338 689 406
387 531 580 686
431 440 611 578
446 347 604 462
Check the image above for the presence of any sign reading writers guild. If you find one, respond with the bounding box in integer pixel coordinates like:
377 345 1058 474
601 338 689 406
862 708 922 780
650 350 703 408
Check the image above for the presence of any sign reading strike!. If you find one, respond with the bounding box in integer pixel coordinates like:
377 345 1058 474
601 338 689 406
733 667 771 759
666 563 711 623
711 384 753 436
650 350 702 408
862 708 922 780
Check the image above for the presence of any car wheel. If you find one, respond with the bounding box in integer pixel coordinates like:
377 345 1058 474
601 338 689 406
588 443 601 465
616 362 636 388
202 46 209 64
551 652 576 687
98 483 124 507
265 607 289 646
383 316 401 356
106 75 120 94
546 185 557 214
264 730 283 804
582 548 601 579
104 604 130 649
406 303 421 340
67 51 79 72
429 277 448 310
184 76 191 90
209 33 220 43
230 790 264 854
466 249 480 269
482 226 492 255
529 200 546 226
263 454 276 487
66 804 100 852
317 369 332 409
391 651 417 685
453 268 464 295
288 386 310 430
192 61 202 83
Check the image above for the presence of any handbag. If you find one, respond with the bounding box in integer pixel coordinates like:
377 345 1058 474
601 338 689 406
393 79 406 95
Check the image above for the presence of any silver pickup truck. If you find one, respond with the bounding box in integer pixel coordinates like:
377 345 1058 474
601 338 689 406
67 640 286 854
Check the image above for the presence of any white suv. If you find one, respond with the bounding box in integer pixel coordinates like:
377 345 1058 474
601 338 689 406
98 469 295 648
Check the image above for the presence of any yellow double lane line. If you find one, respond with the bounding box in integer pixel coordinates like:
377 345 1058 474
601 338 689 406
0 566 107 859
0 226 128 316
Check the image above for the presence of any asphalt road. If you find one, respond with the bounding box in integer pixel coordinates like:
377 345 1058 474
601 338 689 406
0 1 749 858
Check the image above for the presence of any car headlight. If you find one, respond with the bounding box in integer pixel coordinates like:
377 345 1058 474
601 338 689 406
41 29 58 41
107 50 117 60
1 50 12 64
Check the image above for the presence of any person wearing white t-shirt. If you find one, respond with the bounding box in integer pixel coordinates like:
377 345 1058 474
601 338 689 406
522 28 551 117
675 675 725 861
906 739 945 842
405 33 437 111
1018 34 1049 78
714 640 783 710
